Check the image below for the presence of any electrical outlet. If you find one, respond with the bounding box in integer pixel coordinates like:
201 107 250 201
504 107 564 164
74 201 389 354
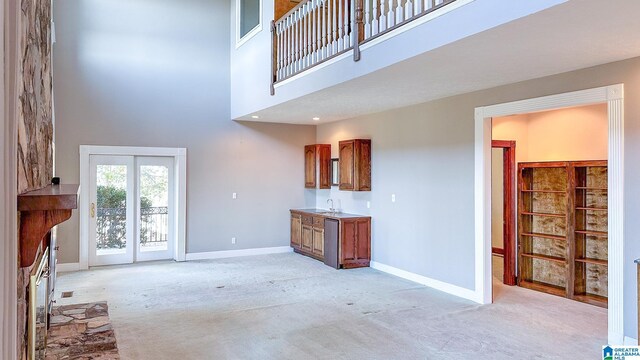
232 192 237 199
366 201 371 209
231 237 236 244
391 194 396 203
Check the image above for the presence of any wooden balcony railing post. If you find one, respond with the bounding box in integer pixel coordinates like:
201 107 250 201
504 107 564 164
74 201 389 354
271 20 276 95
353 0 363 61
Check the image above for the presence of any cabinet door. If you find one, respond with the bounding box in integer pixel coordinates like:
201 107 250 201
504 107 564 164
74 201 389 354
290 214 302 249
301 224 313 252
339 141 354 190
318 145 332 189
312 228 324 256
304 145 317 188
340 218 371 267
355 140 371 191
355 219 371 261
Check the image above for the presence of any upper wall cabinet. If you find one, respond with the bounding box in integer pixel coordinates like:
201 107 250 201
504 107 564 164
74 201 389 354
339 139 371 191
305 144 331 189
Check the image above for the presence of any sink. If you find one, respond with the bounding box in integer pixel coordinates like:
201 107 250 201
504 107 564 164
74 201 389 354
318 211 339 215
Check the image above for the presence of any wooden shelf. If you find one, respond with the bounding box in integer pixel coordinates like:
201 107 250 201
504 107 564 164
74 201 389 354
521 189 565 194
520 253 566 264
520 280 566 297
18 184 79 211
18 184 79 267
519 211 566 218
573 294 608 308
575 257 608 266
519 161 608 308
575 230 608 237
575 207 607 212
521 232 566 241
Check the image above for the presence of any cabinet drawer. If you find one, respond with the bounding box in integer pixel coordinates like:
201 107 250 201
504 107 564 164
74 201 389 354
313 216 324 228
301 215 313 225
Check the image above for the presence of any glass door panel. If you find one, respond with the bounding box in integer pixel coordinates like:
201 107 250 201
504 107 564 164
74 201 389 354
89 155 135 266
136 157 174 261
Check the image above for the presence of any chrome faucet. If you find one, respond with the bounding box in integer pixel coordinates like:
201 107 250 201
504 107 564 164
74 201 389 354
327 198 335 213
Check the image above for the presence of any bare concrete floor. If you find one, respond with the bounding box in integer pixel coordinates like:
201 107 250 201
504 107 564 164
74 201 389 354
56 253 607 359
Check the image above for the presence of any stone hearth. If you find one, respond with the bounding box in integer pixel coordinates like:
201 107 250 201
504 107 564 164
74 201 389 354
45 302 120 360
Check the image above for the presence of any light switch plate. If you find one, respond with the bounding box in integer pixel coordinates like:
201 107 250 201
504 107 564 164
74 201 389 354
367 201 371 209
232 192 237 199
231 237 236 244
391 194 396 202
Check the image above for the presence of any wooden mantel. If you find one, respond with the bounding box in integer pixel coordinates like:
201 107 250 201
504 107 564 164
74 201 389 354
17 184 79 267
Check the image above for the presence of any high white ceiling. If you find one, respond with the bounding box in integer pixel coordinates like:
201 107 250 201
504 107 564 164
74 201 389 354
245 0 640 124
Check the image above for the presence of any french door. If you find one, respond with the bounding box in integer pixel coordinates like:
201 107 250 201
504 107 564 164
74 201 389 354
89 155 175 266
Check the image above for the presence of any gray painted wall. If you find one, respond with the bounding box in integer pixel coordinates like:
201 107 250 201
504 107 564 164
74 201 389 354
52 0 316 263
317 56 640 339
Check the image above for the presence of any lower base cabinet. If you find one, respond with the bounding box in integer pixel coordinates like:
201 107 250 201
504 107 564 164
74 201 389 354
290 210 371 268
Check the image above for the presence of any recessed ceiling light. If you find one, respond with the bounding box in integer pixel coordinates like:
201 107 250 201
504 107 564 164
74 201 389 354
312 117 320 121
251 115 259 119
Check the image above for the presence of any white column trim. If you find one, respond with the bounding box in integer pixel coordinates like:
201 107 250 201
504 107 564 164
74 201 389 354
474 84 625 345
79 145 187 269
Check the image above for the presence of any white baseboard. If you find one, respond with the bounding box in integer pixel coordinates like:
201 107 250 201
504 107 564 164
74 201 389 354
370 261 478 303
56 262 81 273
624 336 638 346
185 246 293 261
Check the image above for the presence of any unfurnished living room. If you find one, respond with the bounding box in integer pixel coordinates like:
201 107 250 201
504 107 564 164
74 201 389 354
2 0 640 359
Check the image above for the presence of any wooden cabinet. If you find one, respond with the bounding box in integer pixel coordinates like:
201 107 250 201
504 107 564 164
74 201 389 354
339 139 371 191
290 213 301 249
312 227 324 256
301 214 313 252
340 218 371 268
305 144 331 189
518 161 608 308
290 210 371 268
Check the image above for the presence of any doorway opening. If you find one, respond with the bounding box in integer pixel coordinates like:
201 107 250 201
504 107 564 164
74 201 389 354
475 84 624 344
80 146 187 269
89 155 175 266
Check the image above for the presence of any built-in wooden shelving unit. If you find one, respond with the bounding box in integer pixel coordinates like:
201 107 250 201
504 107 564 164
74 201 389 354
518 161 607 308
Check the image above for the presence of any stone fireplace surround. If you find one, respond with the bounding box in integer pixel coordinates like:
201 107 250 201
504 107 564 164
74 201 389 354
14 0 55 357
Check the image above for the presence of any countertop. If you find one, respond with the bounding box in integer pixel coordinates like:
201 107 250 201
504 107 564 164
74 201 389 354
291 208 371 219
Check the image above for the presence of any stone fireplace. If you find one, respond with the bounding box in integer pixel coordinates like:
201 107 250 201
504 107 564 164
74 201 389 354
14 0 56 357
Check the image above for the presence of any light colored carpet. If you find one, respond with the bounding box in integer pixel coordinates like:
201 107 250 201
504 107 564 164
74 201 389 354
56 253 607 359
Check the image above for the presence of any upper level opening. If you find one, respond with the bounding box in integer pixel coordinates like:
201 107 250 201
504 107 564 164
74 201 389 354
271 0 458 90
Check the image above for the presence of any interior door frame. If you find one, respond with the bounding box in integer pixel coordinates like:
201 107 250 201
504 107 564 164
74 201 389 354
475 84 625 345
491 140 516 286
80 146 187 269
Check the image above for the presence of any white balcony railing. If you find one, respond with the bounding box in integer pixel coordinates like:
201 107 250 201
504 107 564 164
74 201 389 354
271 0 456 93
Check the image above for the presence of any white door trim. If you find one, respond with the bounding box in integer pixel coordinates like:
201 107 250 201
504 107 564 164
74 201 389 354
474 84 625 345
79 145 187 269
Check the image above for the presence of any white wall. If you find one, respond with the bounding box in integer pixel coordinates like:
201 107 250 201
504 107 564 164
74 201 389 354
230 0 566 120
315 57 640 339
52 0 316 263
2 0 19 357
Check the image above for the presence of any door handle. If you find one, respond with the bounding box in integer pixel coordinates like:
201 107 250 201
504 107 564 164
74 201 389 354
91 203 96 218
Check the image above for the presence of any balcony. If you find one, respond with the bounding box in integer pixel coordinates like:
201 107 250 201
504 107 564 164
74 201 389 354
271 0 456 91
233 0 621 123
